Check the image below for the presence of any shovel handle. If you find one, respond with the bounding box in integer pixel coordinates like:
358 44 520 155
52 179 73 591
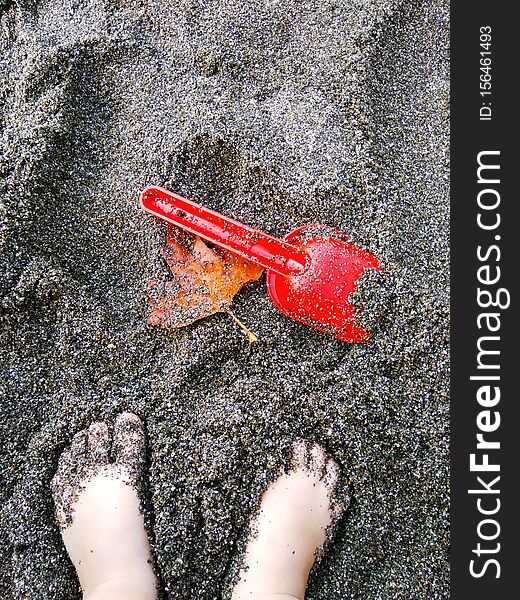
140 186 308 277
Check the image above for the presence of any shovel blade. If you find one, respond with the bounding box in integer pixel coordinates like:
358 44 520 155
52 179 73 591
267 225 382 343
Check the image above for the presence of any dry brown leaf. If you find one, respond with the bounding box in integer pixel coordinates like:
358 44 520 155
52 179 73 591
147 226 263 339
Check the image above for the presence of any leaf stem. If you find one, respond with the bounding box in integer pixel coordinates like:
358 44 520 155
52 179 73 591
226 310 259 344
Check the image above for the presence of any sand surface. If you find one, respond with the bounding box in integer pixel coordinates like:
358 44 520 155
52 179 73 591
0 0 449 598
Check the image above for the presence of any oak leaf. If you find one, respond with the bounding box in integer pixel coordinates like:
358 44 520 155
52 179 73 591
147 226 263 340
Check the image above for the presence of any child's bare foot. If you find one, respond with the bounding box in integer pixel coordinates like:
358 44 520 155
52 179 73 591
232 440 346 600
51 413 157 600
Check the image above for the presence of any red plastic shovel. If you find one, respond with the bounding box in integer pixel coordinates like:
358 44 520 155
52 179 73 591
140 185 382 343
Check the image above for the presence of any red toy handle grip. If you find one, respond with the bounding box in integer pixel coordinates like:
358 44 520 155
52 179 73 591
140 186 309 277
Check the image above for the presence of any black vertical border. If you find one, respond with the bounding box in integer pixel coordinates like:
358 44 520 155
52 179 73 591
451 3 517 598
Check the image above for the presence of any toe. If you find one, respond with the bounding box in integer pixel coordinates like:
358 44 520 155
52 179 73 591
291 439 308 471
330 499 348 527
323 457 340 493
51 447 72 500
51 446 79 529
88 422 110 464
113 412 146 470
309 442 327 477
70 429 88 458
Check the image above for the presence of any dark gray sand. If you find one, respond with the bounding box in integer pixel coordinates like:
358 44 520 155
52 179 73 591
0 0 449 598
